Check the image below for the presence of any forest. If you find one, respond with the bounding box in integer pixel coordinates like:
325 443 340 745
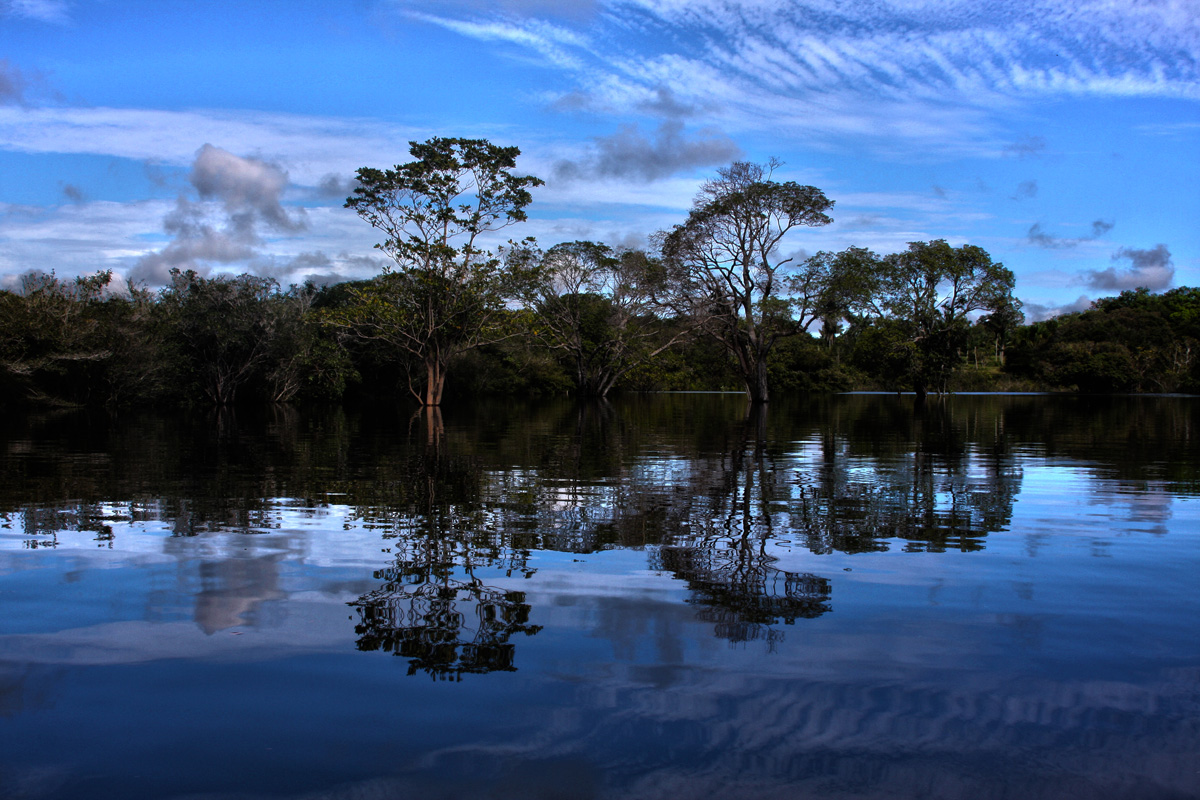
2 137 1197 409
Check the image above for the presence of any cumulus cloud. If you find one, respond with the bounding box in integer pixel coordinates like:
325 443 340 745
1027 219 1115 249
553 121 742 183
129 145 307 286
1027 223 1067 248
190 144 305 233
243 250 387 287
1084 244 1174 291
636 86 697 119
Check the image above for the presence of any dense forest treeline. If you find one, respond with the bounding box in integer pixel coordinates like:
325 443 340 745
2 266 1197 409
3 137 1197 408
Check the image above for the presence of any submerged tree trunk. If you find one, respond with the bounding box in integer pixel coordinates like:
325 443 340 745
424 356 447 407
743 350 770 404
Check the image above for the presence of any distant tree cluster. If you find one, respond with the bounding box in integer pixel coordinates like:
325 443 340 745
1005 287 1200 393
2 136 1194 409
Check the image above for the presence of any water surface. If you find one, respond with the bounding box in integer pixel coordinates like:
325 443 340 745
1 395 1197 799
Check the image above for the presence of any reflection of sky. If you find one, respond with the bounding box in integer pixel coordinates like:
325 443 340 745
1 452 1199 798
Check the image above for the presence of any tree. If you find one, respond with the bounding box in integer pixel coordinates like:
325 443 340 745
0 271 117 405
262 284 357 403
659 159 834 403
529 241 687 397
851 240 1018 397
335 137 544 406
157 269 280 405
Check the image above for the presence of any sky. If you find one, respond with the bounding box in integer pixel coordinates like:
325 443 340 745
0 0 1197 319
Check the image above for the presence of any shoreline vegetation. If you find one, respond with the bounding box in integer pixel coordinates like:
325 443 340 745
3 139 1197 409
3 267 1195 410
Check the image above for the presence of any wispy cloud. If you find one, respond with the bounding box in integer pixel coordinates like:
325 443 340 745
1003 135 1047 159
3 0 70 24
552 120 741 182
407 11 593 70
413 0 1200 155
0 106 428 186
1012 180 1037 200
0 60 25 104
1028 219 1114 249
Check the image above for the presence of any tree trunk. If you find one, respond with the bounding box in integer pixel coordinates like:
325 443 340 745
424 356 447 406
745 355 770 404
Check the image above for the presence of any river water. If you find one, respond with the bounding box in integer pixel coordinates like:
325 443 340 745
1 394 1197 799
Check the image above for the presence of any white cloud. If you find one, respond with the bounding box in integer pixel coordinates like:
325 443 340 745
128 145 311 285
1024 294 1093 321
407 12 593 70
552 120 742 182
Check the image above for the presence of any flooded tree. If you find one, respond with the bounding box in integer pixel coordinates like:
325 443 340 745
659 159 834 403
334 138 544 406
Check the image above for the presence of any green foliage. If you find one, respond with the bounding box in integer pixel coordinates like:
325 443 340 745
0 271 131 406
337 137 543 406
849 320 920 391
1007 292 1199 393
156 270 281 405
5 132 1199 405
767 334 859 394
839 240 1019 395
530 241 683 397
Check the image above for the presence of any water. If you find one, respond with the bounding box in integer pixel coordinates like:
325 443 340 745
1 395 1197 799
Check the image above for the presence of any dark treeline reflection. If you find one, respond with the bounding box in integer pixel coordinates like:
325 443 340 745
2 395 1197 670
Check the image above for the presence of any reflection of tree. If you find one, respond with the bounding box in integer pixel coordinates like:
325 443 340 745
648 407 833 645
9 502 115 548
350 555 540 679
793 401 1023 554
5 395 1194 662
654 541 830 646
348 409 542 679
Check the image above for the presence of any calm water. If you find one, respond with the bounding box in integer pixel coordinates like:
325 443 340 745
0 394 1197 800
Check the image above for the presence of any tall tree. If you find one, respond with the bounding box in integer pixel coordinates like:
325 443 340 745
335 137 544 406
659 159 834 403
529 241 687 397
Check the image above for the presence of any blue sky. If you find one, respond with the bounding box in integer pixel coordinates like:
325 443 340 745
1 0 1197 318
